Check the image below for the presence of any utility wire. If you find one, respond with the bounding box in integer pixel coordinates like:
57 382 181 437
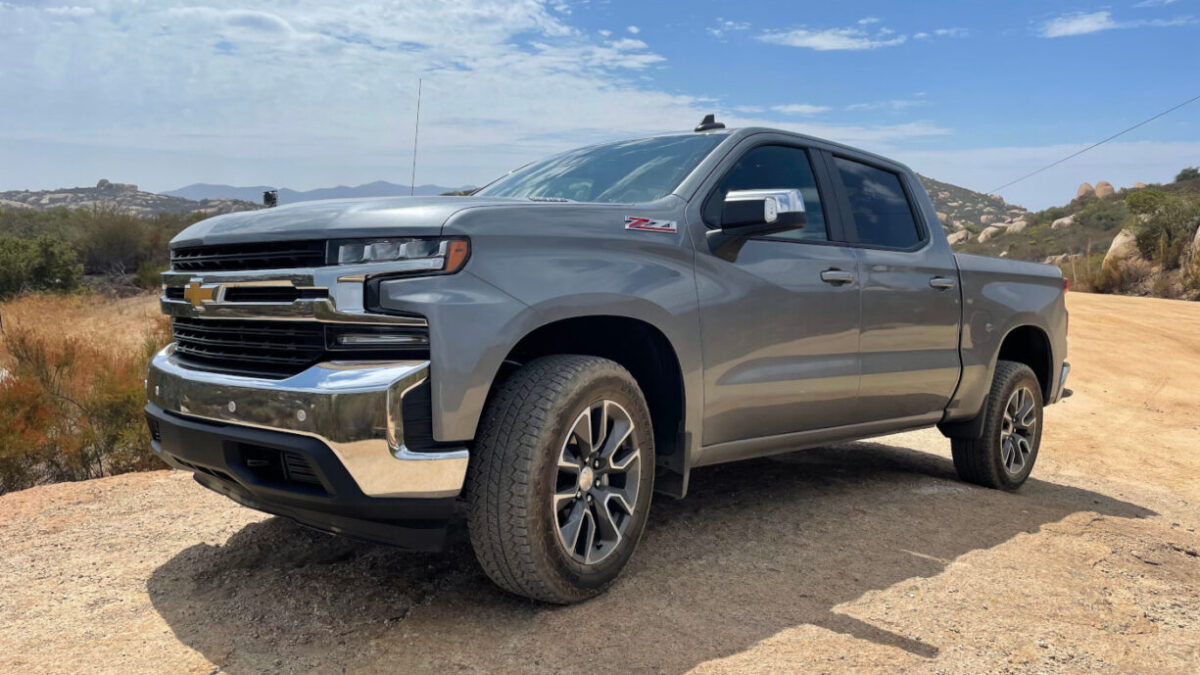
987 92 1200 195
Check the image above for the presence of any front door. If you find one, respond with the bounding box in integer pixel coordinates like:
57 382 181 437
693 143 862 447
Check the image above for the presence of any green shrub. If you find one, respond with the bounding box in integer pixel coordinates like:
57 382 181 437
1131 191 1200 268
0 235 82 298
1177 167 1200 183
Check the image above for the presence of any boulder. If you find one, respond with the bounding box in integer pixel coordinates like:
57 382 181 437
936 211 948 223
1076 183 1093 198
1006 219 1028 233
1094 181 1115 198
947 230 969 245
1193 225 1200 257
978 225 1004 243
1133 182 1147 189
980 214 995 225
1051 214 1075 230
999 251 1009 258
1102 228 1140 268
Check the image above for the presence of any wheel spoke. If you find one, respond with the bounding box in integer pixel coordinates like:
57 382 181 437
570 409 593 457
579 509 597 562
559 500 587 552
592 493 623 543
553 487 577 512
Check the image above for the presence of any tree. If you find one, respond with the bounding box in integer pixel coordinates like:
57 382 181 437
1176 167 1200 183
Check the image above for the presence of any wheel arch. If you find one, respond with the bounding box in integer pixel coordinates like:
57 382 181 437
486 314 691 497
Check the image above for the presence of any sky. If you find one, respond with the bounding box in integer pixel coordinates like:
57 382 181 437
1 0 1197 209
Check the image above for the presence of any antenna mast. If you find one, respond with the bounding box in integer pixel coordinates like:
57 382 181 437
410 78 422 196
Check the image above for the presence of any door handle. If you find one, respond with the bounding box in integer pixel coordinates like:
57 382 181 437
820 269 855 285
929 276 956 290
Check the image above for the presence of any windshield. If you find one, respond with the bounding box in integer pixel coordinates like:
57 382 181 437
476 134 725 203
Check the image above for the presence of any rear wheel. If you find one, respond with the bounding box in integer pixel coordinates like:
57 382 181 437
466 355 654 603
951 360 1043 490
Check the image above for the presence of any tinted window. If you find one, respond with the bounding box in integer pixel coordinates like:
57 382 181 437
476 134 723 204
834 157 922 248
704 145 827 242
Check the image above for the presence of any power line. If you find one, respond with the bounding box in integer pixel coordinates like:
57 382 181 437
987 92 1200 195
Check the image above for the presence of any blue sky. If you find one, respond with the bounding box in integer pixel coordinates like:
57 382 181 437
1 0 1197 208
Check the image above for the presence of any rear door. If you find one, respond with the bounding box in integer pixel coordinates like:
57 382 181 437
692 140 862 446
827 155 961 423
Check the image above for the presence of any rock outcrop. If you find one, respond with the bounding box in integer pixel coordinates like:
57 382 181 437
1133 182 1147 189
947 230 969 245
1006 219 1028 234
1051 214 1075 230
1103 229 1140 268
1094 181 1115 198
978 225 1004 243
936 211 948 223
1077 183 1094 198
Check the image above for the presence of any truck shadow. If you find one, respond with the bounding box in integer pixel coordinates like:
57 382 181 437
147 441 1154 674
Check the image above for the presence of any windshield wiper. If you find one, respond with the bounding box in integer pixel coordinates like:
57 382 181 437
527 196 575 203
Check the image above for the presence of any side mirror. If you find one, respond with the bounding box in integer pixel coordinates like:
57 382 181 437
718 189 806 234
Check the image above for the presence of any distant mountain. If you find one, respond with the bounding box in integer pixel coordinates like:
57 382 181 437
165 181 474 205
0 179 258 217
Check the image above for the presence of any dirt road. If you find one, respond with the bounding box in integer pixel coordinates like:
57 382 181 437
2 292 1198 673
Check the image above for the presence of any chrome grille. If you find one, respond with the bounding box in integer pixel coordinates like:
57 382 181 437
171 240 327 272
172 318 326 378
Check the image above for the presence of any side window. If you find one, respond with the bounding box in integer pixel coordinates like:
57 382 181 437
704 145 828 242
833 157 922 249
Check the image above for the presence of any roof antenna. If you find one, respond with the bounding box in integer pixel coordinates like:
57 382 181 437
694 114 725 132
410 78 422 196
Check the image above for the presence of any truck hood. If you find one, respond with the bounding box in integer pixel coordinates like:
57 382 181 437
171 195 529 247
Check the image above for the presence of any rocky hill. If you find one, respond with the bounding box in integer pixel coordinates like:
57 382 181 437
918 174 1029 237
165 180 473 205
0 180 259 217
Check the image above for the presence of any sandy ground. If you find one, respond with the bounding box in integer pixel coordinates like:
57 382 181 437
1 291 1198 674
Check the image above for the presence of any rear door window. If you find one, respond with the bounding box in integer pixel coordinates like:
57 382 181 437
834 157 923 249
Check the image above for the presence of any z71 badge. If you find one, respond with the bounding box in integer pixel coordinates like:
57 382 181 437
624 216 677 233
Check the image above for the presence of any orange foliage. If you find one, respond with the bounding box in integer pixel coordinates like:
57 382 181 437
0 292 170 493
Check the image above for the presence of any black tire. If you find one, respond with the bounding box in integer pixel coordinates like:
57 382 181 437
951 360 1043 490
466 355 655 604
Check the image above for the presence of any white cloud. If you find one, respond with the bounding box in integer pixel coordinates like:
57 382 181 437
1133 0 1177 7
598 29 611 37
1039 10 1194 37
626 25 639 34
759 25 907 50
0 1 959 192
846 99 927 112
933 27 968 37
770 103 831 115
1039 11 1120 36
913 32 930 39
733 105 765 114
44 6 95 17
858 17 880 25
708 18 750 38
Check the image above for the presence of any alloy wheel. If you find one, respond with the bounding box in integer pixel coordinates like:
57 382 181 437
553 400 642 565
999 386 1037 476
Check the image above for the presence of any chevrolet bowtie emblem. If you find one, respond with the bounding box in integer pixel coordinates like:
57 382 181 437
183 281 220 308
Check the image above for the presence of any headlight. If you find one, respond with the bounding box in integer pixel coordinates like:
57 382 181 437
330 237 470 274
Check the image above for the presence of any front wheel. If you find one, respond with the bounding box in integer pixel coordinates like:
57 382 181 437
466 355 655 603
951 360 1044 490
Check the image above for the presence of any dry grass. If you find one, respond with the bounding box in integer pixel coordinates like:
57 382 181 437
0 292 161 364
0 292 169 493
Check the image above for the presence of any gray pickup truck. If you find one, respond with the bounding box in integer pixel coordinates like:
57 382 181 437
145 117 1069 603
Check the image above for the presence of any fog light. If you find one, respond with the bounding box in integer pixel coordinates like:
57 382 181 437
335 333 428 346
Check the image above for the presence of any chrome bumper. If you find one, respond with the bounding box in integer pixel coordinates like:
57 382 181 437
146 345 468 498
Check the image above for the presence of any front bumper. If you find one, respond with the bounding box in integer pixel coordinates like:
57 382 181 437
146 346 468 498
